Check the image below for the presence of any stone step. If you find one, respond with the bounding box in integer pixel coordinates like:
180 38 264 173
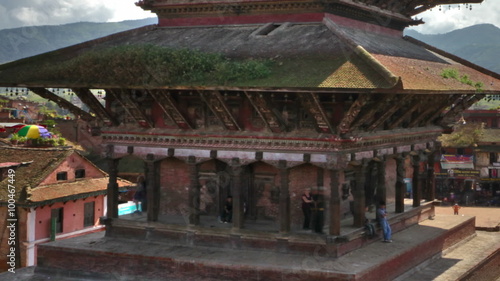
394 229 500 281
27 214 476 281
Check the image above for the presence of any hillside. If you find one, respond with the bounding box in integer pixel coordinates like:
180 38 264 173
405 24 500 74
0 18 157 64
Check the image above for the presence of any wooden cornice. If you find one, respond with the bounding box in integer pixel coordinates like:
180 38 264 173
72 88 118 125
147 89 193 129
244 91 285 133
106 89 154 128
199 90 241 131
367 94 414 131
28 87 94 122
299 93 334 134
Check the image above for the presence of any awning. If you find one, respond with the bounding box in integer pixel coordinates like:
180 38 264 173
440 155 474 169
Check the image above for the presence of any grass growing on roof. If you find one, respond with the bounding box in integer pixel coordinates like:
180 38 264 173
20 45 272 86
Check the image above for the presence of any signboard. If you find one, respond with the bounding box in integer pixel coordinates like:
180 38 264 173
440 155 474 169
118 201 141 216
436 169 479 178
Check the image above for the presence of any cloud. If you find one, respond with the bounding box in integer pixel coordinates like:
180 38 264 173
0 0 151 30
410 1 500 34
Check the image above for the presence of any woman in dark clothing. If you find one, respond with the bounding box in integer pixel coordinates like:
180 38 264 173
301 188 313 229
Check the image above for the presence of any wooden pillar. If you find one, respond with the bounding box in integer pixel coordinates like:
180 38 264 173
412 154 421 207
188 156 200 226
377 157 387 205
353 160 367 227
106 158 119 218
230 158 244 230
279 160 290 233
426 151 436 201
329 169 341 235
145 154 160 222
395 155 406 213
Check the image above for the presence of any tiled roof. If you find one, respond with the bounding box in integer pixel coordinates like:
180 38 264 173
28 177 132 206
0 147 73 202
0 147 133 206
0 21 498 92
478 129 500 144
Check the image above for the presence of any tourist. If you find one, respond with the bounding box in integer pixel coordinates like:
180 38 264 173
453 203 461 215
377 201 392 243
301 188 313 229
133 175 147 214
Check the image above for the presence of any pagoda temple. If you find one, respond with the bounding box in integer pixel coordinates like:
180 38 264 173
0 0 499 279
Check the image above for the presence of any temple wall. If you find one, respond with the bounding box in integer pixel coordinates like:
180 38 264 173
159 158 190 216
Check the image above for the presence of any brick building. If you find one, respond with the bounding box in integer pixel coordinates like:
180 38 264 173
0 0 499 279
0 147 131 271
436 110 500 205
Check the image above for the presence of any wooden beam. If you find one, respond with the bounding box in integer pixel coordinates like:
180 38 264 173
147 89 193 129
367 94 414 131
28 87 94 121
407 95 449 127
425 94 461 126
351 94 394 129
438 94 486 125
199 90 241 131
407 0 483 16
106 89 154 128
299 93 334 134
244 91 284 133
337 94 371 134
387 95 424 130
72 88 118 125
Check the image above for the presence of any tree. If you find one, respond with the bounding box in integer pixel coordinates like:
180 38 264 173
438 122 484 148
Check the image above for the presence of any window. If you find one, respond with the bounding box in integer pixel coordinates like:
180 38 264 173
490 153 497 165
51 208 63 233
83 202 95 227
457 148 465 155
75 169 85 179
56 171 68 181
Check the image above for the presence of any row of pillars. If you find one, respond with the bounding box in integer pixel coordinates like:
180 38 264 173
105 151 435 236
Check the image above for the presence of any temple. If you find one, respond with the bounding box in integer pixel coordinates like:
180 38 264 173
0 0 498 279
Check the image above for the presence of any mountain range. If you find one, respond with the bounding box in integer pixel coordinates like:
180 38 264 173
0 19 499 75
404 24 500 74
0 18 157 64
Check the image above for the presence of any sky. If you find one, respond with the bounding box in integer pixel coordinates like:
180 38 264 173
0 0 498 34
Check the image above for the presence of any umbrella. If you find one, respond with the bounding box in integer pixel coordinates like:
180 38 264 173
17 125 52 139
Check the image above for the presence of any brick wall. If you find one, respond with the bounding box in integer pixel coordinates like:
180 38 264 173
160 158 190 216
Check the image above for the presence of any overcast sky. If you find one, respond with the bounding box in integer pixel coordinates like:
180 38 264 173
0 0 498 34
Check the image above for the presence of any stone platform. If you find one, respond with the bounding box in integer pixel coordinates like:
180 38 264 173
28 213 477 280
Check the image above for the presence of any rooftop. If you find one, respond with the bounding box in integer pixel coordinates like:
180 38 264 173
0 19 498 93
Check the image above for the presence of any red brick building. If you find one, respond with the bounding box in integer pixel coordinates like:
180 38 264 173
0 147 131 271
0 0 499 271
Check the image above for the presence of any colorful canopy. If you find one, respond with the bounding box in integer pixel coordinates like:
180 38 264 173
17 125 51 139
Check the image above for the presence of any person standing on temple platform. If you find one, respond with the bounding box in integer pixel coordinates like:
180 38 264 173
220 196 233 223
311 187 325 234
133 175 147 214
301 188 313 230
453 203 461 215
377 201 392 243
